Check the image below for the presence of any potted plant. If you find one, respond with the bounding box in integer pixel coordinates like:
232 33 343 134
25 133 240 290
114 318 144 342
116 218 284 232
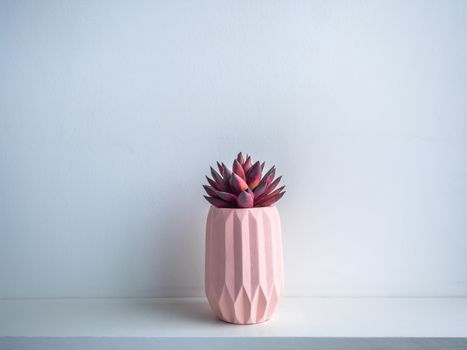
203 152 286 324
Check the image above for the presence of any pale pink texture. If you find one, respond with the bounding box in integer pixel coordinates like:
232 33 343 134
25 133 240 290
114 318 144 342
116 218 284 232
205 206 284 324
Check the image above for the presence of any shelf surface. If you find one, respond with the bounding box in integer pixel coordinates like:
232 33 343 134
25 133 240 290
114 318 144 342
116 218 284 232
1 297 467 338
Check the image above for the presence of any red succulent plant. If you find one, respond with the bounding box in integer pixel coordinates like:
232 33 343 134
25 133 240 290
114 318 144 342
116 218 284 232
203 153 286 208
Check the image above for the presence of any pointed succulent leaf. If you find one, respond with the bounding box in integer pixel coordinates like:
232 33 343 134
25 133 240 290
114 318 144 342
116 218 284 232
269 185 285 198
236 152 245 165
255 186 285 206
261 161 265 171
246 161 262 189
243 156 253 173
215 191 237 203
210 167 226 191
203 185 217 197
222 163 230 174
232 159 246 180
206 176 223 191
255 173 277 200
256 191 285 207
257 166 275 189
230 172 249 195
267 172 275 186
204 195 230 208
266 176 282 194
255 175 281 202
237 190 254 208
217 161 224 174
222 165 232 190
253 181 268 198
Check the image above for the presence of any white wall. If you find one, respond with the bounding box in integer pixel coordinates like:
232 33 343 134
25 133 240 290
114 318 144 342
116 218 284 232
1 0 466 298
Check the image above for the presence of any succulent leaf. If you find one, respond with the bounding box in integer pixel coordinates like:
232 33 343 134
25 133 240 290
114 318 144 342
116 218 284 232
256 191 285 207
233 159 246 180
222 165 232 190
230 172 249 194
236 152 245 165
210 167 226 191
217 161 224 174
255 186 285 206
215 191 237 203
255 175 282 202
246 161 262 189
253 181 268 198
237 190 254 208
204 195 230 208
206 176 223 191
267 176 282 193
257 166 275 189
203 185 217 197
243 156 253 173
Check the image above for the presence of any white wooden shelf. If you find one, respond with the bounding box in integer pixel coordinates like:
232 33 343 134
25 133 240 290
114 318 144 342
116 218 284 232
1 297 466 349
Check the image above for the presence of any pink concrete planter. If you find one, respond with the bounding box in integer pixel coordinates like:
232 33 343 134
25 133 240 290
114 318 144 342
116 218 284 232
205 206 284 324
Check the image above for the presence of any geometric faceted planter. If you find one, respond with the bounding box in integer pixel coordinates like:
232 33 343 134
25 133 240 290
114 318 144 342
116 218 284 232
205 206 284 324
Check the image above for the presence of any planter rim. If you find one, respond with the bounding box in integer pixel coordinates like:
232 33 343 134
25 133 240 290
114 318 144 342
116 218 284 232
209 205 278 211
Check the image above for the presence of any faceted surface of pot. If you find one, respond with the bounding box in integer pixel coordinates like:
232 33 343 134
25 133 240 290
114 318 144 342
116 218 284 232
205 206 284 324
